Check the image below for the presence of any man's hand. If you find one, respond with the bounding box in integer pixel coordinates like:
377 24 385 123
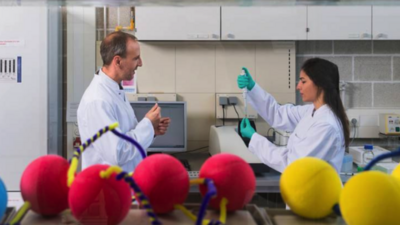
145 103 161 130
155 117 171 136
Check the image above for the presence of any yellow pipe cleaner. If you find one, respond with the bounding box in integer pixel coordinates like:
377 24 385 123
68 122 119 187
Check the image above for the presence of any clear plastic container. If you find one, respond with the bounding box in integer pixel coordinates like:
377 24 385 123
358 144 375 171
341 154 353 173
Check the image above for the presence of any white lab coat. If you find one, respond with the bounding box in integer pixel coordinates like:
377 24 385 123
77 69 154 172
247 84 345 173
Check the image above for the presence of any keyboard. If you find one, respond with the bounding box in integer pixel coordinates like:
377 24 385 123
178 159 191 171
188 171 200 178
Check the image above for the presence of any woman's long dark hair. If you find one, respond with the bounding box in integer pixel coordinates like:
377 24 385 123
301 58 350 147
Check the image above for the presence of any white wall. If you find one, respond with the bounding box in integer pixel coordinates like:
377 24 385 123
0 6 48 190
66 7 96 159
134 41 296 150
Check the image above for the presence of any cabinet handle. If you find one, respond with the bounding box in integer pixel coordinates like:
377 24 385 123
376 33 388 39
226 33 235 39
361 33 371 39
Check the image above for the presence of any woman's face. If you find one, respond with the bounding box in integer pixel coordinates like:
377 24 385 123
297 70 319 102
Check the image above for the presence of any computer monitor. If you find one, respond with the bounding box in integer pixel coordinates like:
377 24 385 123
130 101 187 152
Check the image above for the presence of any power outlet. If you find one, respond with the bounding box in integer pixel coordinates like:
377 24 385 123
350 117 358 127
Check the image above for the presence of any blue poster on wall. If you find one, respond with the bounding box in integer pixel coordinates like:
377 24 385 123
0 56 21 83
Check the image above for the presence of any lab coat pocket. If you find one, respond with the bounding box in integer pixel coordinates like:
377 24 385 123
292 132 306 143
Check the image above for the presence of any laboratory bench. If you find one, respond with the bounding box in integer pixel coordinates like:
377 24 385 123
172 152 354 210
2 202 348 225
174 152 354 193
2 152 354 224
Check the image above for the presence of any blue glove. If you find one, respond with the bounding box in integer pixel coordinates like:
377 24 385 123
237 67 256 91
240 118 256 139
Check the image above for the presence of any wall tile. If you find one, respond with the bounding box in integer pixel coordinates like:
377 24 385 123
296 41 333 55
296 56 312 78
138 42 176 93
176 43 216 93
334 41 372 54
354 56 391 81
119 7 132 27
373 41 400 54
393 57 400 81
178 94 215 141
107 7 118 29
256 42 296 93
345 83 372 108
374 83 400 107
322 56 353 81
216 43 256 93
96 7 104 29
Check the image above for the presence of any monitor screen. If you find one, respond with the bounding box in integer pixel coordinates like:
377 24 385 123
130 101 187 152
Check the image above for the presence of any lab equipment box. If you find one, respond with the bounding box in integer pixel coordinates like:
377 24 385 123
349 145 392 165
379 113 400 135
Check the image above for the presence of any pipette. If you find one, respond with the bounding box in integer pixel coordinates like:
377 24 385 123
240 69 248 118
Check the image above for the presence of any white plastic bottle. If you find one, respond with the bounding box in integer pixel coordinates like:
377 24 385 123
362 144 375 166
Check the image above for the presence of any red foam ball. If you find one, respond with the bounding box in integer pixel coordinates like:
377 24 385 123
199 153 256 211
69 164 131 225
133 154 189 214
20 155 70 216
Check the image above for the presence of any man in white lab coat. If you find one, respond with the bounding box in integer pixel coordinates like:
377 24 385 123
77 32 170 172
238 58 349 173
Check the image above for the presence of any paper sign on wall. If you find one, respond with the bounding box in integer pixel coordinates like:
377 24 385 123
122 71 137 94
0 39 25 47
66 102 79 123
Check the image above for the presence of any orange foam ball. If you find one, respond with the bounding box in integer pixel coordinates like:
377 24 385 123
133 154 189 214
20 155 69 216
199 153 256 211
69 164 131 225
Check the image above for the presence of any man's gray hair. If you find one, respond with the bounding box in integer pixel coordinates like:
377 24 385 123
100 31 138 66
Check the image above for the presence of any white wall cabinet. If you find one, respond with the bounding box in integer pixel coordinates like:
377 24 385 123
373 6 400 40
307 6 372 40
134 6 400 41
221 7 307 40
135 7 220 41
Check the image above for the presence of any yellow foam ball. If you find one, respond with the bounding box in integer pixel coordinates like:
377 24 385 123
340 171 400 225
280 157 342 219
391 164 400 180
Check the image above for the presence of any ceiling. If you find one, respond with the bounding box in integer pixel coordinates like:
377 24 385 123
1 0 400 6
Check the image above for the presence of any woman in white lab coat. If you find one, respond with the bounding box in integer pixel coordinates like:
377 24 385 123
238 58 349 173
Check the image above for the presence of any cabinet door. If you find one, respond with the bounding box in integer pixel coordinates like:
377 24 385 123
135 7 220 41
221 7 307 40
373 6 400 40
307 6 371 40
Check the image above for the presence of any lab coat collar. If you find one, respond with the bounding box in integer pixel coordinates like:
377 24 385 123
98 68 122 92
312 104 330 117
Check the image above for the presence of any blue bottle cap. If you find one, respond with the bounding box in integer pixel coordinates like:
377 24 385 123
364 144 373 150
